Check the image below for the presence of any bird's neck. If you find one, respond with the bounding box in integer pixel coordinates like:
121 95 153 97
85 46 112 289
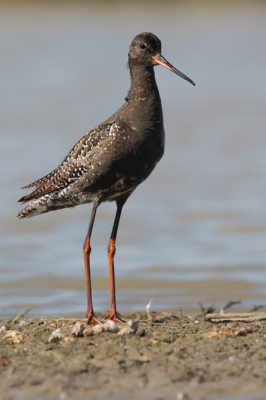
128 66 159 102
125 66 163 129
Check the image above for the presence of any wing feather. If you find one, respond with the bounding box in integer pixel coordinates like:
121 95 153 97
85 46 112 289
18 123 114 203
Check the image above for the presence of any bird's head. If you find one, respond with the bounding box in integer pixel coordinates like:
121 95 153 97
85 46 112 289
128 32 195 86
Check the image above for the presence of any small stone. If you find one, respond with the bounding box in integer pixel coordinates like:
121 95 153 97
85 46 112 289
155 315 167 322
127 320 138 333
92 324 105 334
103 320 120 333
4 330 28 344
140 355 149 363
72 322 85 337
83 326 94 337
0 356 10 365
18 320 26 327
78 386 88 392
51 328 61 335
137 328 146 337
177 393 189 400
48 330 64 343
61 336 74 343
117 325 134 336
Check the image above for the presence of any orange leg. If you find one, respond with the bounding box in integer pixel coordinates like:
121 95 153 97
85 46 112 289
83 199 101 325
105 200 127 324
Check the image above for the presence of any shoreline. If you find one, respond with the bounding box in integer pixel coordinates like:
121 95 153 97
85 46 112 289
1 311 266 399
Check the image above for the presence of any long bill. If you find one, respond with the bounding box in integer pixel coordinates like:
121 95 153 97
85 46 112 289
152 55 195 86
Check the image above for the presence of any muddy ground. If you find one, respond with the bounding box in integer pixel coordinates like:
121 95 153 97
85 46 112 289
0 311 266 400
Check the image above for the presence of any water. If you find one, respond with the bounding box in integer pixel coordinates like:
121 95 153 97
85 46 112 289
1 1 266 319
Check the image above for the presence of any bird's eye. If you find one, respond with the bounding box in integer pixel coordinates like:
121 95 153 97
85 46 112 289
140 43 146 49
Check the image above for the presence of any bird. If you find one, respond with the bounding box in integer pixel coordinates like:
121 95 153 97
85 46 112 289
17 32 195 325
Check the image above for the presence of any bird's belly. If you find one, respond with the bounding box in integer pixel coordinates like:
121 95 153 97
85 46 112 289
106 133 164 199
74 127 165 203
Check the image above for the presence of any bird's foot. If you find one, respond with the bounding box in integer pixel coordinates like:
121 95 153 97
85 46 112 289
86 312 102 325
104 310 124 324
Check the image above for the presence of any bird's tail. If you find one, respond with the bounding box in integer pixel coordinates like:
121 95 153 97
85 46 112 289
17 197 50 219
17 188 82 219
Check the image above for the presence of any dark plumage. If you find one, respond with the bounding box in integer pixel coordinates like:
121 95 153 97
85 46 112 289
18 32 195 324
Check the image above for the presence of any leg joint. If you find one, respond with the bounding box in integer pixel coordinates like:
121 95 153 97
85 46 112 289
83 239 91 255
108 238 116 257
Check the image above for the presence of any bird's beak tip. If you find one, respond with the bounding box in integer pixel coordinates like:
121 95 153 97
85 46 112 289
152 55 195 87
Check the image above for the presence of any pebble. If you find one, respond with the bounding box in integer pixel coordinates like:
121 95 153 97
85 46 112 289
92 324 105 334
103 320 120 333
118 325 134 336
48 331 64 343
137 328 146 337
4 330 28 344
51 328 61 335
72 322 85 337
127 320 138 333
83 326 94 337
140 355 149 363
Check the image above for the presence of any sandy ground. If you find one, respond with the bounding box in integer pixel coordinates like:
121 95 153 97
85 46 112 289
1 311 266 400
